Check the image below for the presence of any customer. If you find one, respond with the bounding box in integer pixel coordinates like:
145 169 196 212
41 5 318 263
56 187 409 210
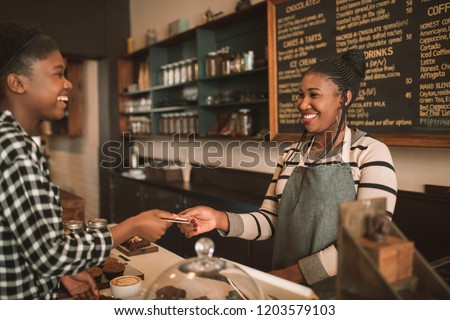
179 49 397 293
0 21 175 299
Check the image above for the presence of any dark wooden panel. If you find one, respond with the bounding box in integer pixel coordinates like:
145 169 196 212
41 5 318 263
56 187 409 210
0 0 130 59
393 190 450 262
109 176 142 222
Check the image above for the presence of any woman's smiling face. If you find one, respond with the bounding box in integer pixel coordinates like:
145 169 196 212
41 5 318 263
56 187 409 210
22 50 72 121
296 72 344 136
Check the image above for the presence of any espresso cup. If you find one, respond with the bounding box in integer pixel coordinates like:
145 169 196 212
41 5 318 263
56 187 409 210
110 275 142 299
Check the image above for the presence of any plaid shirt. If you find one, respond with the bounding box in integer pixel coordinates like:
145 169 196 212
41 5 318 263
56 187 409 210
0 110 113 299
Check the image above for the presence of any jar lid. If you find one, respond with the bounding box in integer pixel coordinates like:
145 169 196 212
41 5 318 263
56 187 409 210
63 220 84 230
88 218 108 229
239 108 251 113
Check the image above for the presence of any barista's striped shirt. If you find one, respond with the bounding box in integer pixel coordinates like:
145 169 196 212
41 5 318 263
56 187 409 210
0 111 113 299
223 128 397 284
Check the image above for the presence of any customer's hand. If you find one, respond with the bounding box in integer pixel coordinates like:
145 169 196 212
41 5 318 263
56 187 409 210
60 271 99 300
178 206 228 238
134 209 175 242
110 209 175 246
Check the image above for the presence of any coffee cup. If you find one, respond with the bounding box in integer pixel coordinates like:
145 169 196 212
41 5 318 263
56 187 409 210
110 275 142 299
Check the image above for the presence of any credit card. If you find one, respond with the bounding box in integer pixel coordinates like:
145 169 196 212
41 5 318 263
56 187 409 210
161 217 189 224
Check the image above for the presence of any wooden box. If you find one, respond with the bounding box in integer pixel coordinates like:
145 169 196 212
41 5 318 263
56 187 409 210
359 236 414 283
144 166 182 182
60 189 85 222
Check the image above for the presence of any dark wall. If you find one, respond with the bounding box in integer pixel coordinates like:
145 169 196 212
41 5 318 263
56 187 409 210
0 0 130 59
1 0 131 215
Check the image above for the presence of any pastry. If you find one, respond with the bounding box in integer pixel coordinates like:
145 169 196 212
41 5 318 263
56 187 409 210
154 285 186 300
121 236 151 251
85 266 103 283
103 262 126 280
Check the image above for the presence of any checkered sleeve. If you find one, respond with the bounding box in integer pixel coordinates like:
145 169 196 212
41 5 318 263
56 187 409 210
2 157 112 275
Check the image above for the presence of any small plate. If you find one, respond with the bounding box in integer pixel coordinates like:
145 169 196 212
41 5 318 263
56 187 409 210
99 288 146 300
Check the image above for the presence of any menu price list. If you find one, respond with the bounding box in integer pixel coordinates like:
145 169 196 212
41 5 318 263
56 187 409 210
274 0 450 134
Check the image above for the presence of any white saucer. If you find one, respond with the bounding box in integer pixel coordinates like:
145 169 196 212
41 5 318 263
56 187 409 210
100 288 147 300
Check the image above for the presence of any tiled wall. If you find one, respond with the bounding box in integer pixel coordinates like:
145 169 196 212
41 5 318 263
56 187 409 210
48 60 100 222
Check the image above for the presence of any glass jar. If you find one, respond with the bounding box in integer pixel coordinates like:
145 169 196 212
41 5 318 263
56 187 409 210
173 113 181 133
167 63 174 85
161 64 169 86
180 60 187 83
185 59 193 82
244 50 254 71
180 112 189 134
160 114 168 134
186 112 195 134
63 220 84 235
191 57 198 80
221 46 231 75
237 108 253 136
173 62 180 84
168 113 175 134
87 218 108 231
206 52 217 78
194 112 199 134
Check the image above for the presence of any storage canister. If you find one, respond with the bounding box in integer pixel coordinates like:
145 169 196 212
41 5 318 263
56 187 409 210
237 108 253 136
167 63 174 85
161 65 169 86
185 59 193 82
160 114 168 134
206 52 217 77
173 62 180 84
180 60 187 83
192 57 198 80
87 218 108 231
63 220 84 235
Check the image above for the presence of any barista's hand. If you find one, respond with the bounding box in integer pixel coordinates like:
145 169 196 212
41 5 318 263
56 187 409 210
269 263 305 284
110 209 174 246
178 206 228 238
60 271 99 300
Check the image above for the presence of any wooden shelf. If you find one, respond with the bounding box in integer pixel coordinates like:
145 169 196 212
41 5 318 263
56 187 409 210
116 3 269 138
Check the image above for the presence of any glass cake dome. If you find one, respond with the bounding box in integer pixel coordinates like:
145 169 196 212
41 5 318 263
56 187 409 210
144 237 264 300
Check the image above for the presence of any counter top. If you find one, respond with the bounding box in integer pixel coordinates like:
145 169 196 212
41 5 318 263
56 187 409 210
109 244 317 300
111 245 183 290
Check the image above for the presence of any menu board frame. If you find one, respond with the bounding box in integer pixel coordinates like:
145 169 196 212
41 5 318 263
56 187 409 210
267 0 450 147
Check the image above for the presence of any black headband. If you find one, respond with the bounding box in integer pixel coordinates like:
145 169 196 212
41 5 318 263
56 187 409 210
0 32 41 74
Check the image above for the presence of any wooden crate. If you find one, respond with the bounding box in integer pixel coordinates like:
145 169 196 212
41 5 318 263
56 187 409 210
359 236 414 283
60 189 85 222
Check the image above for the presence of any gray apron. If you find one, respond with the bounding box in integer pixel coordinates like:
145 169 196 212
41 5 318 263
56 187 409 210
272 127 357 273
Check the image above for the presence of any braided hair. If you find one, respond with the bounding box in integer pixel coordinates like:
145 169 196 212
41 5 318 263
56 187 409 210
301 49 366 163
0 21 59 100
306 49 366 107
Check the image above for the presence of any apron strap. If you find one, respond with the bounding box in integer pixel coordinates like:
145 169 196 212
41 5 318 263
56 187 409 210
300 127 352 165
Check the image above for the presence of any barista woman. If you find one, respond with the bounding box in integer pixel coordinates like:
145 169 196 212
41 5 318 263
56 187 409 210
179 49 397 293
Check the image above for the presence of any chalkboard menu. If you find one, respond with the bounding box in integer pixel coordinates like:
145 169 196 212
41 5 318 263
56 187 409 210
268 0 450 147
